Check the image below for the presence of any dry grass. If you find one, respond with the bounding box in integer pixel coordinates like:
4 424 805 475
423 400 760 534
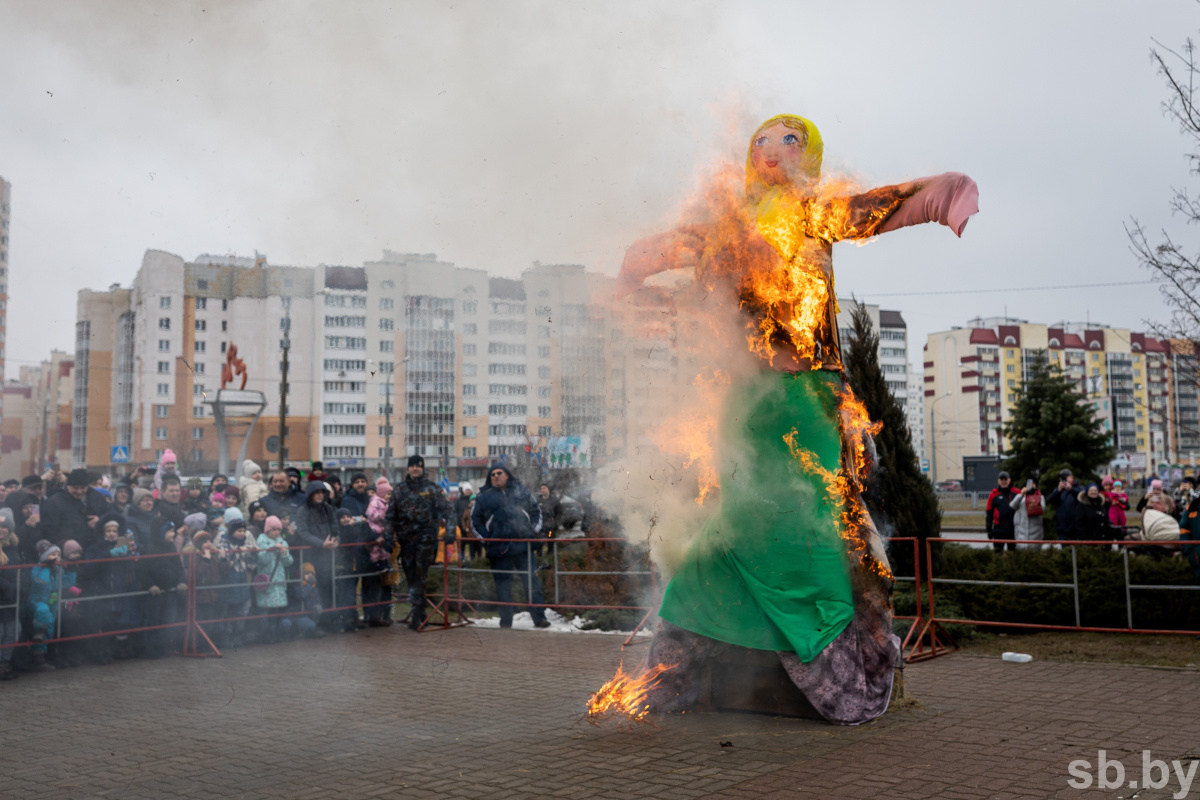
957 631 1200 669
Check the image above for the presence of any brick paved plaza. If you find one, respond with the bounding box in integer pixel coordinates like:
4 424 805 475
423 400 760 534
2 626 1199 799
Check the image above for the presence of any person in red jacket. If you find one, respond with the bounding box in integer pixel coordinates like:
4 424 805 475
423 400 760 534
986 471 1021 553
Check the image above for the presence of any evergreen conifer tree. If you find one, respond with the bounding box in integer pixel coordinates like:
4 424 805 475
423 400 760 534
1001 354 1115 489
844 302 942 574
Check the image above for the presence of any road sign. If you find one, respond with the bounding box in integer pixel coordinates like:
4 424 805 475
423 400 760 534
111 445 130 464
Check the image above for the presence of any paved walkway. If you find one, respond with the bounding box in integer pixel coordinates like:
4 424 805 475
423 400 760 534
2 626 1198 798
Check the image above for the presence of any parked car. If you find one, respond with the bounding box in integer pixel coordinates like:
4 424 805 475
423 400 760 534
935 480 963 492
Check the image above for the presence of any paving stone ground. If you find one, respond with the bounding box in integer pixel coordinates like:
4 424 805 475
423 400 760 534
1 625 1199 799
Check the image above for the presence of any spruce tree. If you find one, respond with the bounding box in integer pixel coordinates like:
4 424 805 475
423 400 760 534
1001 354 1115 490
844 302 942 575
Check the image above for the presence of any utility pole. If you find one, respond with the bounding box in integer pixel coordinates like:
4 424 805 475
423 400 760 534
277 297 291 472
382 376 392 483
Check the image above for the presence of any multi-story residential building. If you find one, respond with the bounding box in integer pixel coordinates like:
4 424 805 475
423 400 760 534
0 352 75 481
907 371 927 469
836 300 911 410
74 249 622 482
0 176 11 425
924 317 1176 484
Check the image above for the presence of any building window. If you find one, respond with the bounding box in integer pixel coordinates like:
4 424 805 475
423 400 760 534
155 427 168 440
380 340 394 352
222 299 228 311
192 427 204 440
155 404 169 418
380 318 394 331
462 405 477 416
160 297 171 309
464 344 477 356
221 320 227 332
537 326 550 338
538 406 551 417
158 339 170 351
537 386 551 398
462 447 477 458
158 318 171 330
380 298 394 310
220 341 227 353
193 405 205 417
1006 364 1014 372
157 383 169 395
462 323 477 335
195 363 206 374
463 385 477 396
196 297 206 308
463 364 477 377
195 341 206 352
463 426 477 437
195 320 207 331
538 346 550 358
538 366 551 379
193 384 206 395
463 301 477 314
538 426 552 436
157 361 170 373
1007 379 1015 387
380 280 394 289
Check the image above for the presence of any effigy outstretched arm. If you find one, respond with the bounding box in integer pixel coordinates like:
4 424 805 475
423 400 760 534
863 172 979 238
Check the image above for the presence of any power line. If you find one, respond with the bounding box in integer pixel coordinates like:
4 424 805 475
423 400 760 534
852 280 1160 298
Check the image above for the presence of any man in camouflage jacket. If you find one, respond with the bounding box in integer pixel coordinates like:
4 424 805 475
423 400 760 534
386 455 451 629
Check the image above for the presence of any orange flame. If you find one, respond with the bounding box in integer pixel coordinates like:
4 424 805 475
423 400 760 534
586 661 677 722
649 369 730 505
782 387 891 580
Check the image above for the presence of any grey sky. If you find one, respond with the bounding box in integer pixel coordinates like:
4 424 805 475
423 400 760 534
1 1 1196 369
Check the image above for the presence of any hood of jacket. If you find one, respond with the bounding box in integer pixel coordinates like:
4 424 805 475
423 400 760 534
482 462 519 492
304 480 329 506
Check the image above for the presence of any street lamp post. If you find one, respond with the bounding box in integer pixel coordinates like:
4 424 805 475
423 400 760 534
930 391 952 486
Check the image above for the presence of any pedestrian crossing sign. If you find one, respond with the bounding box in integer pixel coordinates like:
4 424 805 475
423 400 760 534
111 445 130 463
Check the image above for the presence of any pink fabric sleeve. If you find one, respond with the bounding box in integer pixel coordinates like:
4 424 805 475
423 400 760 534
876 172 979 237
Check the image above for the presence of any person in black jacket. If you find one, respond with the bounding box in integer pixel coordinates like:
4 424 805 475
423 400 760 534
293 481 341 630
5 480 44 564
1073 483 1114 542
387 456 451 630
41 468 96 549
81 512 137 664
137 519 188 658
0 508 23 680
985 472 1021 553
1048 469 1083 541
339 474 376 627
471 462 550 629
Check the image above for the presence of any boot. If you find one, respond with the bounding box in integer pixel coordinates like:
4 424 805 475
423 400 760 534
30 653 56 672
0 661 17 680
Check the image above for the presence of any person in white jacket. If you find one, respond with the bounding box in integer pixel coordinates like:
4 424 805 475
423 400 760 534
237 459 269 519
1010 478 1045 549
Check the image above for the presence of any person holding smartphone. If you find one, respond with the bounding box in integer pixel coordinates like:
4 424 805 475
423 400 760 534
1009 477 1045 550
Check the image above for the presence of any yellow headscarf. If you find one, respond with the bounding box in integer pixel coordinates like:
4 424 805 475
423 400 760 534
745 114 823 194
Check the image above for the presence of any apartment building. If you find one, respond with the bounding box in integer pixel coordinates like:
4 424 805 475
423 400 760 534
0 176 11 425
836 300 911 409
907 371 927 469
0 352 74 481
73 249 622 481
924 317 1176 484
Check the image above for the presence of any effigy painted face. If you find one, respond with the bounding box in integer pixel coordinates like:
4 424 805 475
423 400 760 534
750 123 808 186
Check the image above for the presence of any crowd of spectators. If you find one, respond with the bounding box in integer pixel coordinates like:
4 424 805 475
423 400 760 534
0 449 581 682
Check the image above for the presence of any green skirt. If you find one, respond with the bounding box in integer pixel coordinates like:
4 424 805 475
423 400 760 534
657 369 854 662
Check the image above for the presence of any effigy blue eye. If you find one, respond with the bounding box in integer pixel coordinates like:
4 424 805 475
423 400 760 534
753 136 767 147
782 133 799 145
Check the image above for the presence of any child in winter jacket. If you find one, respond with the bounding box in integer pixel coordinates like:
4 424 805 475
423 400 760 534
237 460 269 519
27 540 63 671
81 513 137 663
363 479 395 626
255 516 293 641
0 509 22 679
216 519 257 646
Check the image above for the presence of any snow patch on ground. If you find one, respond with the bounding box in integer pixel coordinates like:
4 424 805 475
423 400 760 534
471 609 651 636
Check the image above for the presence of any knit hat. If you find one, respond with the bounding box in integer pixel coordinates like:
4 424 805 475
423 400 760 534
192 530 212 547
1151 479 1164 490
264 515 283 533
224 507 244 524
183 512 209 532
0 508 13 531
223 485 241 501
248 499 266 517
211 492 226 505
161 449 177 465
66 468 92 487
187 477 203 491
226 519 247 536
62 540 82 560
376 476 393 495
242 459 262 479
350 472 368 485
36 541 60 562
459 481 473 493
336 507 354 520
132 487 154 507
21 474 43 489
407 454 425 468
302 561 316 577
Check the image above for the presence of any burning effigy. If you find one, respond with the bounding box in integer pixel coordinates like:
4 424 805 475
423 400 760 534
590 114 977 725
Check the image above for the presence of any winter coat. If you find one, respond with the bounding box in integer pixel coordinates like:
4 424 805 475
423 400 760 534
261 487 305 520
136 521 186 592
28 564 66 609
1009 491 1044 547
126 505 161 554
154 499 185 533
387 474 451 546
537 493 561 537
339 489 376 572
81 521 136 601
216 528 256 604
1073 491 1113 541
0 534 24 610
40 490 92 549
471 463 542 559
985 485 1020 536
254 533 293 608
1048 483 1082 535
237 460 269 518
193 552 223 605
1142 508 1182 542
451 493 475 536
5 490 42 564
366 493 388 537
1107 491 1129 529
